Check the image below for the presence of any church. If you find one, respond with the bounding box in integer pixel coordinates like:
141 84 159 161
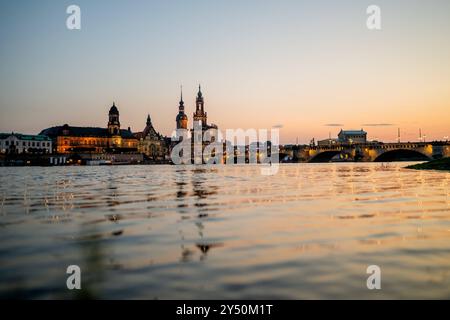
134 114 168 161
175 85 218 141
172 85 221 164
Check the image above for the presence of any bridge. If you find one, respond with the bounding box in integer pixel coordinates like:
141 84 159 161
289 142 450 163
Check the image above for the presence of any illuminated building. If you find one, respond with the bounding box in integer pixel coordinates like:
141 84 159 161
134 114 168 161
338 129 367 144
0 133 52 154
176 87 188 130
40 103 138 154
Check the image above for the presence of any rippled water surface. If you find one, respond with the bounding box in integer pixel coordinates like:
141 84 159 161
1 163 450 299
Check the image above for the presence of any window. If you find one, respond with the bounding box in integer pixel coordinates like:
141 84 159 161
6 141 9 146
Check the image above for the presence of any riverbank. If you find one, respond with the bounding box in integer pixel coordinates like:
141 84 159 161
406 157 450 171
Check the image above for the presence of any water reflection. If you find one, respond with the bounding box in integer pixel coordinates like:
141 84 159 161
0 163 449 299
174 166 222 263
70 226 106 300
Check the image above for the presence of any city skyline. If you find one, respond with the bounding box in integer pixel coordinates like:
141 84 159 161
1 0 450 144
1 1 450 303
1 86 446 145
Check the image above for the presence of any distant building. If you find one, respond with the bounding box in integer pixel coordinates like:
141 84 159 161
40 103 138 154
170 86 221 163
174 87 189 142
317 138 339 147
176 88 188 129
338 129 367 144
134 114 168 160
0 133 52 154
191 85 219 148
192 85 218 133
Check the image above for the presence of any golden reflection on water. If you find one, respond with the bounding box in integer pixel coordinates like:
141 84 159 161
0 163 450 299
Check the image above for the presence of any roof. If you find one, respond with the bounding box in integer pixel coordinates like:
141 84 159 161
39 126 135 139
176 112 188 121
134 122 163 140
339 130 367 135
0 133 52 141
109 103 119 115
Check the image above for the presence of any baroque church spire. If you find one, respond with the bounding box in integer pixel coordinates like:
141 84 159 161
179 85 184 111
176 85 188 130
197 84 203 100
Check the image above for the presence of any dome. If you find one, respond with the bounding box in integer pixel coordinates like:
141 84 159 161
109 102 119 115
176 113 188 121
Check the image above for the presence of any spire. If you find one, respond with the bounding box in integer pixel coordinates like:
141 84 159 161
197 84 202 98
147 114 151 126
180 85 184 104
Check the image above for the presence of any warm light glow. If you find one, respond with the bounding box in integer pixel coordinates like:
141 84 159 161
0 1 449 145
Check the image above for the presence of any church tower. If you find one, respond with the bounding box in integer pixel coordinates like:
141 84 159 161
176 86 188 130
193 85 207 128
108 102 121 136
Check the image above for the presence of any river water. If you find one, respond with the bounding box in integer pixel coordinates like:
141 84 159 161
0 163 449 299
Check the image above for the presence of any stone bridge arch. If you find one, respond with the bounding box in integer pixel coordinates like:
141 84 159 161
373 149 431 162
309 150 342 163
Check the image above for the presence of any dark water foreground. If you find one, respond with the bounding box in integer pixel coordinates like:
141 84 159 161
0 163 449 299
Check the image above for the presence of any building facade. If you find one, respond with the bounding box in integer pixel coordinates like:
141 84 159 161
0 133 52 154
40 103 138 154
134 114 168 160
317 138 339 147
338 129 367 144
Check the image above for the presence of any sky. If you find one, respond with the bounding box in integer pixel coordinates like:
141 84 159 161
0 0 449 144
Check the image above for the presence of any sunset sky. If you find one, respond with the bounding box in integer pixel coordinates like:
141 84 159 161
0 0 449 144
